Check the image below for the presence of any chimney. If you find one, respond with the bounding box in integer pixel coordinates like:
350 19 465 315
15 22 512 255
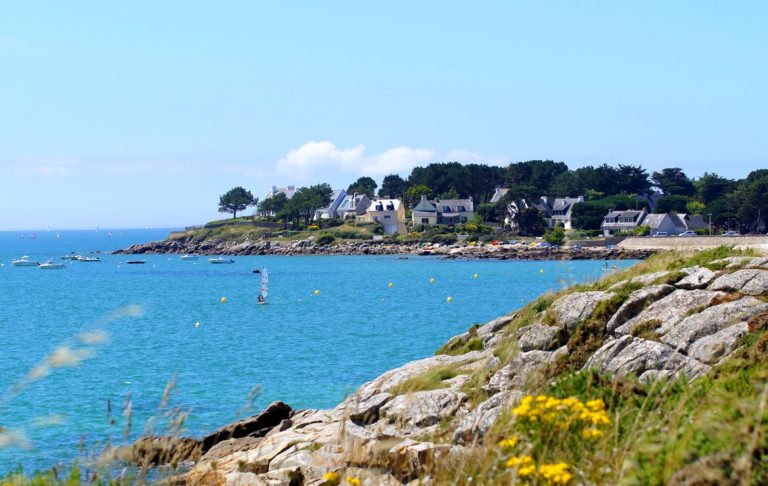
272 186 277 193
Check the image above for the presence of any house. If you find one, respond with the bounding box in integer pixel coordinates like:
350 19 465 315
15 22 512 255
411 196 474 226
412 196 438 226
549 196 584 229
490 188 509 204
264 185 297 201
336 193 371 220
360 198 406 235
641 213 684 235
640 212 709 236
313 190 347 220
601 208 648 236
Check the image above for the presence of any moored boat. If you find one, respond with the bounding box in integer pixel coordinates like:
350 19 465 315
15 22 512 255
180 254 199 260
209 257 235 264
12 256 39 267
39 260 65 269
77 256 101 262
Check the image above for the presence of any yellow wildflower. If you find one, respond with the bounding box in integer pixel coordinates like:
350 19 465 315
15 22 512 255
346 477 361 486
498 436 518 448
518 464 536 476
323 471 340 484
506 455 534 468
539 462 572 485
586 398 605 411
582 427 604 439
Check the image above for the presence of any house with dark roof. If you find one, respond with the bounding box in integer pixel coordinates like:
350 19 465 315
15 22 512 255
313 189 347 220
360 198 406 235
336 193 371 219
601 208 648 236
411 196 474 227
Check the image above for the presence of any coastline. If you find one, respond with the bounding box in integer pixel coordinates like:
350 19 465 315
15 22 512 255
114 239 655 260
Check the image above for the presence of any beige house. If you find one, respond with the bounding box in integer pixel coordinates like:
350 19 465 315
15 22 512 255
360 198 406 235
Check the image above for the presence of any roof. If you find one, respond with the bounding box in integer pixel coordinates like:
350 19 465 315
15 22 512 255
368 198 402 212
490 188 509 203
413 196 436 212
605 210 644 219
435 198 473 213
338 193 368 210
641 213 670 229
552 197 583 211
265 185 297 200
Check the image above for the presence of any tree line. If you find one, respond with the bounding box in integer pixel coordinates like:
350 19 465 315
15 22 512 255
218 161 768 233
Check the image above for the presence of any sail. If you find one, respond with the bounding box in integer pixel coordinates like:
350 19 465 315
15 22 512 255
260 268 268 301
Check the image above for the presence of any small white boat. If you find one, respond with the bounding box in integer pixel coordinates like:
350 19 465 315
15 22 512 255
209 257 235 264
77 256 101 262
39 260 65 270
12 256 40 267
180 254 199 261
257 268 268 305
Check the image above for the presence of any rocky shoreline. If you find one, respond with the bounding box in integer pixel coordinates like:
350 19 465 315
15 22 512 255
115 238 655 260
128 252 768 485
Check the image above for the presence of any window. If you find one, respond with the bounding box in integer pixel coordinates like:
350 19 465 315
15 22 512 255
375 204 383 211
442 206 451 212
421 218 429 224
373 216 379 222
384 215 391 219
457 206 466 212
386 204 394 210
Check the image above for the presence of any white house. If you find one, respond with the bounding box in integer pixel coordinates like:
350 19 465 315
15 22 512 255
360 198 406 235
412 196 438 226
549 197 584 229
336 193 371 220
435 198 474 225
601 209 648 236
264 185 297 201
313 189 347 220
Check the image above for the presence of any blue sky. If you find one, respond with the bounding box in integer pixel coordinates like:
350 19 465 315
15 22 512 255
1 1 766 229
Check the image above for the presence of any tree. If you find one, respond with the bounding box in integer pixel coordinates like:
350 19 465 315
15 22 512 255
616 164 652 194
570 195 647 230
218 187 255 219
695 172 734 203
347 177 378 198
408 162 467 198
292 184 333 226
686 201 705 215
464 163 506 203
258 192 288 217
731 171 768 231
652 168 695 196
378 174 407 198
655 195 690 214
544 226 566 246
404 184 433 207
517 208 546 236
506 160 569 197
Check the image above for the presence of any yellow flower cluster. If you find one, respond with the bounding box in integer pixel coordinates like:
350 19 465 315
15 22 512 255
322 471 340 485
506 456 572 484
510 395 610 434
346 478 361 486
498 435 518 449
539 462 573 485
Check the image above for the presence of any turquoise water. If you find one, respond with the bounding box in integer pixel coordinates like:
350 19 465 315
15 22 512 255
0 230 636 473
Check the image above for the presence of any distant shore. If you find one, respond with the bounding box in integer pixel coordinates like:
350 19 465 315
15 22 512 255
114 239 655 260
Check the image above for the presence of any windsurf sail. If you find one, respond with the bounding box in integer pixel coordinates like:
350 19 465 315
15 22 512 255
260 268 268 302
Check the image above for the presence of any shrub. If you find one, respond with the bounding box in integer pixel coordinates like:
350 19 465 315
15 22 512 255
307 224 320 231
545 227 566 246
430 234 458 245
315 234 335 246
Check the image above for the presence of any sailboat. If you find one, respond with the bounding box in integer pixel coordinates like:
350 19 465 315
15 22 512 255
257 268 268 305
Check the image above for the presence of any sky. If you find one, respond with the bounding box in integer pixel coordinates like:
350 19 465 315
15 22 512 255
0 1 766 230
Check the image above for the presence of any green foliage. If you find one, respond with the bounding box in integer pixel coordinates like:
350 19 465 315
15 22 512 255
686 200 705 215
652 167 696 196
378 174 407 198
315 234 335 246
544 226 566 245
517 208 546 236
218 186 256 219
571 195 648 230
388 365 461 395
404 184 433 208
655 195 690 213
347 176 378 198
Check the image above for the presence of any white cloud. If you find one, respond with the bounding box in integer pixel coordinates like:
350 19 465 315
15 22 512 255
274 141 435 179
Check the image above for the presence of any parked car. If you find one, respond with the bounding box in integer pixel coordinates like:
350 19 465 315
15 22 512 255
678 231 697 237
721 230 740 236
650 232 669 237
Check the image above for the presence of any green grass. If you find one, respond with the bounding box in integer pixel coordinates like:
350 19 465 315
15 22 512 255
388 365 463 395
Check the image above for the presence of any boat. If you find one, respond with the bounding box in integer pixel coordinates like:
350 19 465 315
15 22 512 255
77 256 101 262
126 260 145 264
257 268 268 305
39 260 65 269
209 257 235 264
61 254 81 260
12 256 39 267
180 254 199 261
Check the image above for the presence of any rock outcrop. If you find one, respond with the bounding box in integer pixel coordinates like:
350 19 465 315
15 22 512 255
145 252 767 485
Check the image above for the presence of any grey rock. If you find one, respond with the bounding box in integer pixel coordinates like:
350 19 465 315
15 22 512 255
201 401 293 453
709 269 768 295
379 389 467 429
711 256 760 269
345 393 392 424
676 267 717 289
549 291 614 332
661 296 768 352
687 322 749 364
518 323 561 351
453 391 521 443
484 350 554 395
614 289 725 337
606 284 675 333
585 335 709 379
746 257 768 269
609 270 672 290
476 313 516 336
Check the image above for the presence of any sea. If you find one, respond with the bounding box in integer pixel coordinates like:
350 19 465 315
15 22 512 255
0 229 636 474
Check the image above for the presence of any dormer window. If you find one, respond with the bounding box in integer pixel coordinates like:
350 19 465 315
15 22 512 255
442 206 451 212
386 203 394 210
457 206 466 212
375 204 383 211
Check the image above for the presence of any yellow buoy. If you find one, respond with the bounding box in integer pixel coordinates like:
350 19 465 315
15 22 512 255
388 282 394 288
447 296 453 303
473 273 479 279
539 269 544 273
314 289 320 295
220 297 228 303
429 277 435 284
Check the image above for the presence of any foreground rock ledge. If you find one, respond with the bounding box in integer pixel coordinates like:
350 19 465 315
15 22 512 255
135 254 768 485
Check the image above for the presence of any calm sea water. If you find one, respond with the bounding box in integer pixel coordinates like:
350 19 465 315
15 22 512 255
0 229 635 473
